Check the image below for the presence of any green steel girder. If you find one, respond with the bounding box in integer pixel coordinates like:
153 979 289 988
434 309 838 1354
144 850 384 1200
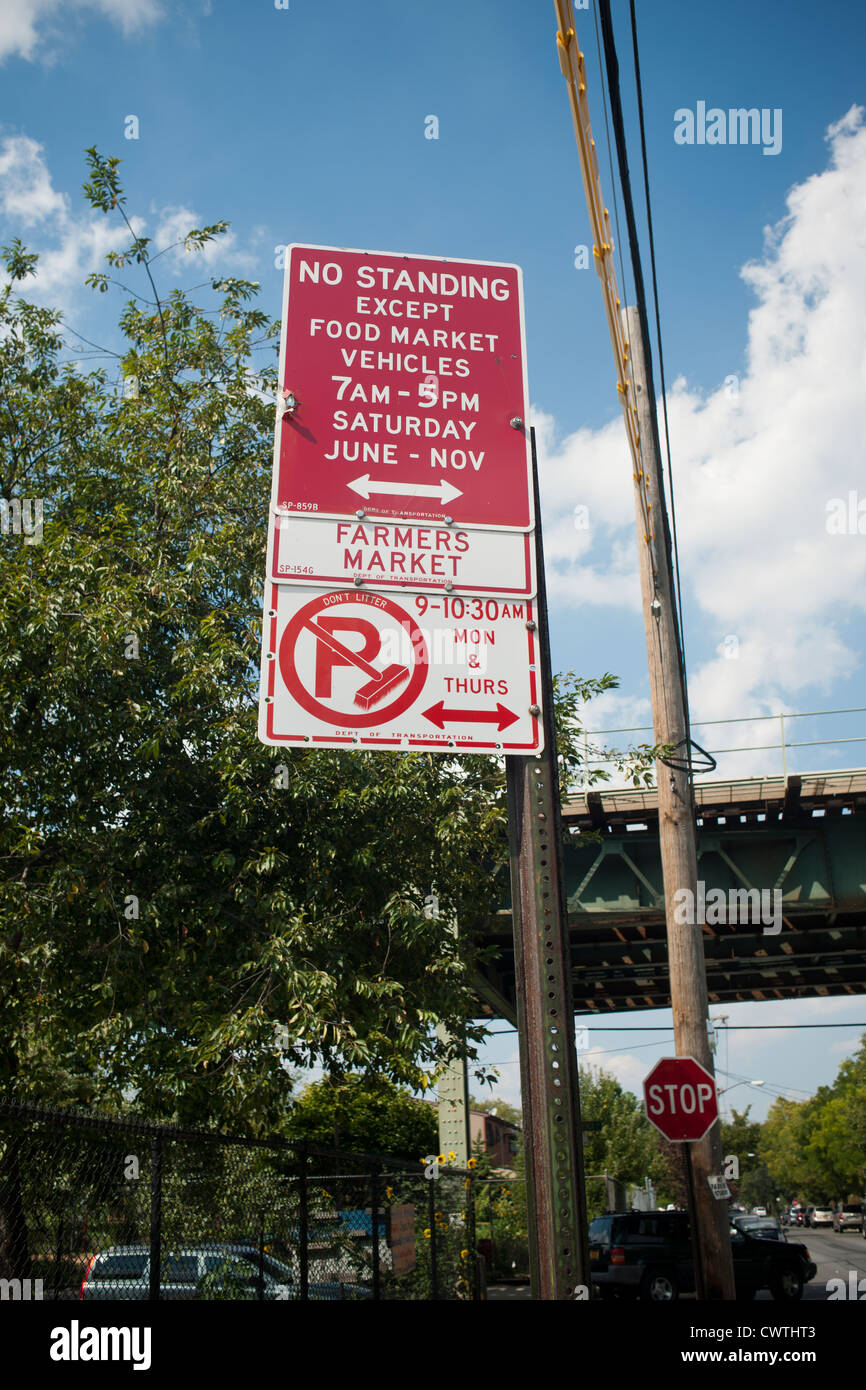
478 786 866 1016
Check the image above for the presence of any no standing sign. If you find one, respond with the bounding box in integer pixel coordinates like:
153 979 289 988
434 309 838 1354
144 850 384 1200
258 243 543 755
271 245 534 531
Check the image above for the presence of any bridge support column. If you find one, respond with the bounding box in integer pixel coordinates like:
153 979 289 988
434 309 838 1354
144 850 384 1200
436 1031 470 1167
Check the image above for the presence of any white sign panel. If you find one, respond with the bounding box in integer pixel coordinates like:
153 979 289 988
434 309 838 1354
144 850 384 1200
258 583 544 754
268 511 537 596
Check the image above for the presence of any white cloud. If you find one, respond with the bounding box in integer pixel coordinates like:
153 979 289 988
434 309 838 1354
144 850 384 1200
0 134 67 224
535 106 866 750
0 0 163 64
0 135 131 312
152 205 256 271
578 1048 664 1101
0 137 256 318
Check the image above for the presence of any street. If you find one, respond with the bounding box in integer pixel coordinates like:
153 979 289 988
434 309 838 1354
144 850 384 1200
486 1227 866 1301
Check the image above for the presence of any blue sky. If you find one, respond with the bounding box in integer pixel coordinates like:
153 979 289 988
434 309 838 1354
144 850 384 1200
2 0 865 1124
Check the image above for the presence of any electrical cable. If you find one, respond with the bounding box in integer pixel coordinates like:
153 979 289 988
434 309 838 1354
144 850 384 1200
479 1022 866 1033
627 0 690 756
596 0 696 776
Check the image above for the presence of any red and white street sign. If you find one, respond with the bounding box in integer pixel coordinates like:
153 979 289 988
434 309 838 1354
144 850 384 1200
271 245 534 531
643 1057 719 1142
258 583 543 753
268 510 536 596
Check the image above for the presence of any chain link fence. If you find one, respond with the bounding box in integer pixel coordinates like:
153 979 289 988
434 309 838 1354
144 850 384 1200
0 1101 481 1301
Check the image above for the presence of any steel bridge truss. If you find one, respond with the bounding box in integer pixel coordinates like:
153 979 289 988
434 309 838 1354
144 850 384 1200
479 771 866 1015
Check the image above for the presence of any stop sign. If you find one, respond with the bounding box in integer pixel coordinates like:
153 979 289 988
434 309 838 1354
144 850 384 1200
643 1057 719 1142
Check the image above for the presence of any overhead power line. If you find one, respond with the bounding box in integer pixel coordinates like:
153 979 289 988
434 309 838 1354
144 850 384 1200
480 1023 866 1034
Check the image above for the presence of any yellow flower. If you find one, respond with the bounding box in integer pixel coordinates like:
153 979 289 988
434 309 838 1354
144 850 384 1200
385 1186 394 1200
448 1151 456 1161
460 1249 469 1260
423 1228 431 1238
467 1158 477 1169
437 1154 445 1164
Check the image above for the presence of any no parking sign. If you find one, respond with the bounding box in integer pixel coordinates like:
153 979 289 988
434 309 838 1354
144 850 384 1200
259 583 543 752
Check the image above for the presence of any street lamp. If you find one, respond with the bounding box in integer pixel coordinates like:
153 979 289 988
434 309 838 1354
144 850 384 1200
718 1079 764 1097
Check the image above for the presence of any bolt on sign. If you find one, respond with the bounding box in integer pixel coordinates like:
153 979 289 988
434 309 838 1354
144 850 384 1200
258 243 543 755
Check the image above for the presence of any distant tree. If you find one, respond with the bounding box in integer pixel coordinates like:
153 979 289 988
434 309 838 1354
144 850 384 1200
468 1094 522 1127
284 1075 437 1161
578 1065 670 1219
719 1106 763 1204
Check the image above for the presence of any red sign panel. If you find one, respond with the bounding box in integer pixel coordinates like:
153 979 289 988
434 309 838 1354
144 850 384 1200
643 1057 719 1142
272 245 534 530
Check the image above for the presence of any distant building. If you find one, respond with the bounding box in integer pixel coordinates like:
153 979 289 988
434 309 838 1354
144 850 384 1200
469 1110 521 1170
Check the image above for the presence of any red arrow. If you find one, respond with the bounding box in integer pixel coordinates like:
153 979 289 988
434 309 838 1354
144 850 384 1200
422 701 519 732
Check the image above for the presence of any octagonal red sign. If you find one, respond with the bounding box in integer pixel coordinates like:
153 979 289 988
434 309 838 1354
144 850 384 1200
643 1056 719 1142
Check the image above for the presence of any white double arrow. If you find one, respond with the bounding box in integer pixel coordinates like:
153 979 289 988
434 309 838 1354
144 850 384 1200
347 474 463 505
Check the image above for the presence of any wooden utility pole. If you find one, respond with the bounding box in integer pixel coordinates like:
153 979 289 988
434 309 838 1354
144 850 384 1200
625 305 735 1300
554 3 734 1298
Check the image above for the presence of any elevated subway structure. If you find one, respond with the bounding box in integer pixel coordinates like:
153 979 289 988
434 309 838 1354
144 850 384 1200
478 768 866 1017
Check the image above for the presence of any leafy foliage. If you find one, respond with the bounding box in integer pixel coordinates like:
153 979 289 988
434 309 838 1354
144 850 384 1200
467 1093 522 1126
759 1037 866 1204
0 150 656 1140
578 1064 672 1218
284 1076 437 1160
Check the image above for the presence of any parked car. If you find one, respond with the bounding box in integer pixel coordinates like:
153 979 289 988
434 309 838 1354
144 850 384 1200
80 1244 371 1300
750 1206 768 1217
808 1206 834 1227
732 1216 786 1242
832 1203 863 1233
588 1211 816 1302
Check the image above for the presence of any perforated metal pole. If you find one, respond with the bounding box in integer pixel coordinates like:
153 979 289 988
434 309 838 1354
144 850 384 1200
505 432 589 1300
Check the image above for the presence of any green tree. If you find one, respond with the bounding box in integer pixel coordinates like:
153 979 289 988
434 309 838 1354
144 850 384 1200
579 1065 669 1218
468 1094 522 1126
0 152 510 1132
0 151 661 1288
284 1076 437 1160
719 1105 762 1204
759 1098 813 1199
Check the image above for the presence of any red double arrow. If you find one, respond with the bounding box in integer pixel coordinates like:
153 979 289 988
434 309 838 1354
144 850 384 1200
422 701 519 732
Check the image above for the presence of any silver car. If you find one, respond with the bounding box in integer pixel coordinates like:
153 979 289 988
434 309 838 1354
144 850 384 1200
832 1203 863 1233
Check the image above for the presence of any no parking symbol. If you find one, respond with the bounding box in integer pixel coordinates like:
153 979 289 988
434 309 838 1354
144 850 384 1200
279 589 429 728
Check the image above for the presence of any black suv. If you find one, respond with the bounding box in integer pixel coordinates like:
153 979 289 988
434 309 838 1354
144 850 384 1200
589 1211 817 1302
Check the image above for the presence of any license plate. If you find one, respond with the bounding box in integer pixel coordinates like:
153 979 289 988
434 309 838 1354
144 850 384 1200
590 1249 599 1261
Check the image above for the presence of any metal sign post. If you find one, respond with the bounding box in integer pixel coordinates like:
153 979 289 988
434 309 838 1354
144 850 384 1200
505 431 590 1300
